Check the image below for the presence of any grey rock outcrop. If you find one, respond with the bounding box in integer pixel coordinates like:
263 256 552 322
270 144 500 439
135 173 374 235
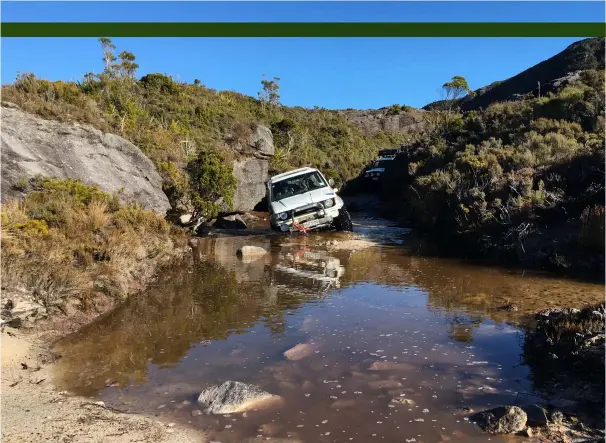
470 406 527 434
197 381 280 414
1 104 171 215
233 157 269 212
231 124 275 212
338 108 423 137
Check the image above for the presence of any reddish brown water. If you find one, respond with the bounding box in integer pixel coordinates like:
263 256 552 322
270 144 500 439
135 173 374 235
53 217 604 443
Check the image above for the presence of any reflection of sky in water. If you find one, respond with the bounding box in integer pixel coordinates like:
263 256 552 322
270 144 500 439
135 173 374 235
53 226 604 443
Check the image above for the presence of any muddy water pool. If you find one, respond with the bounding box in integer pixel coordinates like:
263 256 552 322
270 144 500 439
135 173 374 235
53 217 604 443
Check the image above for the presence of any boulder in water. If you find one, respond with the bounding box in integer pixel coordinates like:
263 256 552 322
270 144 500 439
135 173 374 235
470 406 527 434
197 381 282 414
283 343 317 361
237 245 268 261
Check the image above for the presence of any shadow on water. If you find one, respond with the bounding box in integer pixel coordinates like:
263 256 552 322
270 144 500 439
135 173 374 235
52 218 604 442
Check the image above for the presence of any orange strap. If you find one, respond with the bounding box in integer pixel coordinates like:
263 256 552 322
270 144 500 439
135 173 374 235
292 220 309 234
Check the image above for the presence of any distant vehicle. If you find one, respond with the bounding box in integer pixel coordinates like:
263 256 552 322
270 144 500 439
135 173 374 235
267 167 353 233
364 147 402 181
377 148 401 158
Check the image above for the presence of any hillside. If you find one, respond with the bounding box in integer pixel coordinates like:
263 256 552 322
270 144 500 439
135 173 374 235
374 65 605 277
1 37 604 282
424 37 605 111
0 49 406 217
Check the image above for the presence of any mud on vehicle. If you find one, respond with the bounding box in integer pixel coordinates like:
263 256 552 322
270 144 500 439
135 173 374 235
267 167 353 233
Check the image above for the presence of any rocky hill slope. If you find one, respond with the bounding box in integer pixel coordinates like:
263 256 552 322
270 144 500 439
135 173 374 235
424 37 605 111
337 106 424 136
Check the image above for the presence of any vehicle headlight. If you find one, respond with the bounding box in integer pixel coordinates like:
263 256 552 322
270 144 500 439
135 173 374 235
323 198 335 208
278 212 289 220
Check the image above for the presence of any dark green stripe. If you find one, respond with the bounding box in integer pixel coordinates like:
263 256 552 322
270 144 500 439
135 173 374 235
1 22 604 37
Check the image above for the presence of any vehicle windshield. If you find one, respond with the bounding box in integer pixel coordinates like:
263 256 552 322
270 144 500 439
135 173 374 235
271 171 328 202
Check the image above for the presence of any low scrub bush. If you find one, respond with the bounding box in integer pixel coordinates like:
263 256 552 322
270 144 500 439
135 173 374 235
380 68 605 269
1 179 185 309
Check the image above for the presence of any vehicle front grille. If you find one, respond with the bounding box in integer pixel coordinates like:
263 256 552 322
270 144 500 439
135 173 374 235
293 203 322 218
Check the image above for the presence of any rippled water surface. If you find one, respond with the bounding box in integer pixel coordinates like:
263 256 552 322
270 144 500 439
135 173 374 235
54 217 604 443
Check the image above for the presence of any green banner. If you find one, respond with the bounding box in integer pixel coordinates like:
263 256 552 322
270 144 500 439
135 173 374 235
2 22 604 38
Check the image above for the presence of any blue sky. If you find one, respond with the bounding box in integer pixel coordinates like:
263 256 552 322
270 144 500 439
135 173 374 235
1 1 603 109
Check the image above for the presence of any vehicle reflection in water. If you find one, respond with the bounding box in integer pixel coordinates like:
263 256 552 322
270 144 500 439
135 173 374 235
52 228 605 443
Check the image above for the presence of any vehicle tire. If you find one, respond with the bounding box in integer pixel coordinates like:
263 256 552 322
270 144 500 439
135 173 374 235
334 206 353 232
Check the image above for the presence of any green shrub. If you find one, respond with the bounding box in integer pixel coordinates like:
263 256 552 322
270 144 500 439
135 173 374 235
187 150 237 218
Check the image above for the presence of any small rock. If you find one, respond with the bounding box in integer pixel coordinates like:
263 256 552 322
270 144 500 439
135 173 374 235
283 343 317 361
524 427 533 437
368 361 414 371
179 214 193 225
470 406 527 434
259 423 282 436
191 409 203 416
301 381 315 391
237 245 268 263
549 410 564 425
391 397 415 406
93 401 105 407
197 381 282 414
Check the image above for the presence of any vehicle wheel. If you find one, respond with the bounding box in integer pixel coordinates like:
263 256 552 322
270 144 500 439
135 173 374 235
334 206 353 232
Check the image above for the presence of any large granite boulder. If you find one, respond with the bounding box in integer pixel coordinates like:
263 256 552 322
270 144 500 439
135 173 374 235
1 103 170 215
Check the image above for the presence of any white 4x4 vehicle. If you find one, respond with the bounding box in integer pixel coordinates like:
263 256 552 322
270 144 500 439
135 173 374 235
267 167 353 233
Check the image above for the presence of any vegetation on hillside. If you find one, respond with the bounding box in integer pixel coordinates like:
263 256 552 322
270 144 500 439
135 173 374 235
424 37 605 111
1 177 185 311
375 68 605 275
1 38 404 215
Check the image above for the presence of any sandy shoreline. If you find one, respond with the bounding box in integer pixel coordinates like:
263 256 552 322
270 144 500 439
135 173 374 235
1 327 206 443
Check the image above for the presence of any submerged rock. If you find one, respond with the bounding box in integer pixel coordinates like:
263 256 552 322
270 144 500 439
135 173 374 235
368 361 414 371
470 406 527 434
330 399 357 409
283 343 317 361
197 381 281 414
237 245 268 260
391 397 415 406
